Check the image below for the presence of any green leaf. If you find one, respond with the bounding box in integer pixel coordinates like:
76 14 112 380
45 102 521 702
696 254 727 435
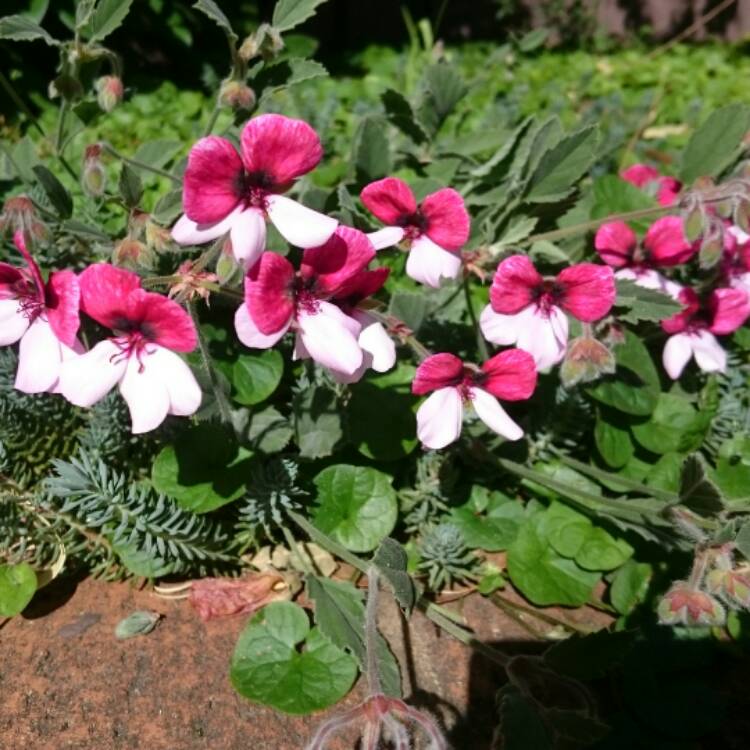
271 0 329 31
0 14 58 44
232 350 283 406
495 215 538 248
293 384 344 459
680 104 750 183
372 538 417 615
630 393 707 455
82 0 134 42
151 423 252 512
470 117 532 178
112 541 173 578
118 163 143 208
247 405 293 453
418 63 467 134
449 488 524 551
193 0 235 38
32 165 72 218
380 89 427 144
256 58 328 100
498 686 553 750
132 139 182 173
526 125 599 203
230 601 357 714
591 174 656 233
735 521 750 560
152 189 183 224
0 562 37 617
506 513 600 607
679 454 725 516
610 560 652 615
115 610 161 640
346 364 418 461
307 577 401 697
614 279 683 324
594 413 633 469
388 292 427 333
353 115 391 183
313 465 398 552
586 331 659 416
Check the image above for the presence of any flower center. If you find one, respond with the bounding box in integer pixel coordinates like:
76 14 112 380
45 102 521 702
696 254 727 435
399 210 429 241
14 279 44 322
109 332 154 373
533 279 564 316
236 170 275 209
295 288 320 316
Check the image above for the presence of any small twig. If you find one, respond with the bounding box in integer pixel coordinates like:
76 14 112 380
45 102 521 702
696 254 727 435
203 104 222 137
101 143 181 183
463 275 489 361
649 0 738 58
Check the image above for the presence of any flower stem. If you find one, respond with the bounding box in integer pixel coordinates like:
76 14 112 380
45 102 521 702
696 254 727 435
102 143 181 183
463 276 489 361
203 104 222 137
364 566 382 695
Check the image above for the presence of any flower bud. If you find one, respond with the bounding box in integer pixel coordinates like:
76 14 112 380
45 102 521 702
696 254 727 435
113 238 151 268
734 200 750 234
560 336 615 387
81 144 106 197
218 80 256 111
168 260 218 304
682 205 705 243
238 34 260 62
699 233 723 269
705 568 750 608
95 75 124 113
0 195 47 241
260 24 284 58
145 221 172 253
657 583 725 627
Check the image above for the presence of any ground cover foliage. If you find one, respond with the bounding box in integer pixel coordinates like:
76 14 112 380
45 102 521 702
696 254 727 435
3 1 750 748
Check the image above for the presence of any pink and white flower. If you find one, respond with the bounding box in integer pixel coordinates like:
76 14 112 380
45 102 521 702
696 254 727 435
621 164 681 207
171 114 338 267
594 216 693 295
722 225 750 296
412 350 537 450
480 255 615 370
58 263 201 434
661 286 750 379
360 177 470 288
0 231 81 394
234 226 383 377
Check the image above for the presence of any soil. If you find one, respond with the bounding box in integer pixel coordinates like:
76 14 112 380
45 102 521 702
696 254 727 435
0 571 612 750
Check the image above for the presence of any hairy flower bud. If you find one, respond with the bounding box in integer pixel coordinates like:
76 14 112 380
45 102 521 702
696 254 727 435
0 195 47 241
145 221 172 253
168 260 218 303
113 237 151 268
657 582 725 627
81 144 106 197
560 336 615 387
95 75 124 113
218 80 256 111
705 568 750 608
239 23 284 62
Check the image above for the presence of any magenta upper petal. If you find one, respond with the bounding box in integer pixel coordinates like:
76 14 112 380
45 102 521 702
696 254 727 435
240 114 322 188
421 188 470 251
301 226 376 299
709 287 750 335
44 270 80 347
360 178 417 225
245 252 296 335
79 263 142 330
336 267 389 306
594 221 636 268
557 263 615 322
183 136 243 224
620 164 660 188
480 349 537 401
412 353 464 395
0 262 23 297
489 255 543 315
135 290 198 352
661 288 699 334
657 177 681 206
644 216 694 266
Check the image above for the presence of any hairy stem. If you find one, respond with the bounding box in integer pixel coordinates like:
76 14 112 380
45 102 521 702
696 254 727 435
102 143 181 183
463 275 489 361
365 566 382 695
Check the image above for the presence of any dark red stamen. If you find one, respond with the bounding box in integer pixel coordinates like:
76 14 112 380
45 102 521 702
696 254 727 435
109 333 155 373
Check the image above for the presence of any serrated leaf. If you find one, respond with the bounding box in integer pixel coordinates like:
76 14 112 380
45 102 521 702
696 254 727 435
271 0 329 32
614 278 683 324
526 125 599 203
495 215 538 248
372 538 417 615
381 89 427 143
32 165 72 218
591 174 656 233
679 454 725 516
353 115 391 183
735 521 750 561
257 57 327 101
418 63 467 134
680 104 750 183
193 0 235 38
0 14 58 44
307 576 401 697
230 601 357 714
118 163 143 208
132 139 182 172
152 189 183 224
470 117 532 178
81 0 134 42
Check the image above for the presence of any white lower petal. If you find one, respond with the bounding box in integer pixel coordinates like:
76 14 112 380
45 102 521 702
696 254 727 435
145 345 202 417
266 194 338 248
692 330 727 374
416 387 463 450
14 319 62 394
368 226 405 250
298 302 363 376
516 306 568 371
470 386 523 441
50 338 85 395
171 205 243 246
352 310 395 373
230 207 266 268
731 273 750 298
58 339 128 407
406 236 462 288
479 305 523 347
729 225 750 244
234 305 291 349
0 299 30 345
662 333 694 379
119 354 171 434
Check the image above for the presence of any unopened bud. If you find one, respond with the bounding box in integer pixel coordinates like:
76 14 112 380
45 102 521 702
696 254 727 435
715 199 734 220
657 582 726 627
560 336 615 387
260 24 284 58
0 195 47 241
734 200 750 235
113 238 151 268
168 260 218 304
145 221 172 253
128 209 150 238
699 233 723 269
238 34 260 62
81 144 106 197
218 80 256 111
95 75 124 113
240 23 285 62
682 205 705 243
705 568 750 608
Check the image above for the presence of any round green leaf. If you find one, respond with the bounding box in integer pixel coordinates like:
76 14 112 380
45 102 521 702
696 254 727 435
610 560 653 615
232 350 284 406
230 601 357 715
0 562 37 617
313 465 398 552
449 489 524 551
594 413 633 469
